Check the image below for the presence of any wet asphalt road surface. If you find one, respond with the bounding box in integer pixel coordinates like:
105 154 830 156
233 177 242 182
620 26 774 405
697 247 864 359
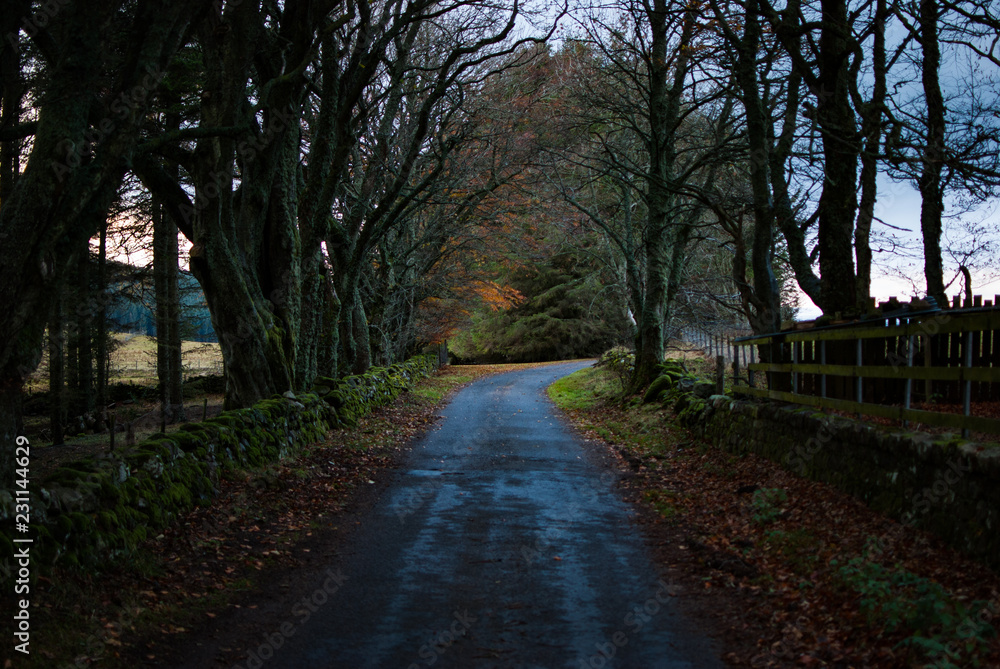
268 361 723 669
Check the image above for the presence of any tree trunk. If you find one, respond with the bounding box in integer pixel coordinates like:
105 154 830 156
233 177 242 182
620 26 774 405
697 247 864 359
630 0 695 390
154 197 186 422
0 0 206 481
76 242 94 414
855 0 888 310
1 2 23 202
48 295 65 446
191 242 295 411
727 0 783 334
919 0 948 307
95 223 109 411
813 0 860 314
154 198 173 421
66 297 79 401
295 235 326 388
184 4 305 409
333 269 372 376
166 211 185 421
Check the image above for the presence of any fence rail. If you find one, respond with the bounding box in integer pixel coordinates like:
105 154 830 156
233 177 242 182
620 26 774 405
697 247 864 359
680 327 751 365
731 306 1000 438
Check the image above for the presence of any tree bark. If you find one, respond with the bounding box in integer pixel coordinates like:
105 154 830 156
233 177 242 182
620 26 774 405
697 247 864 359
48 293 65 446
184 2 303 409
95 223 108 414
721 0 783 334
855 0 888 310
630 0 697 390
76 240 94 414
166 210 185 421
154 198 175 421
152 106 188 423
762 0 863 314
918 0 948 307
813 0 860 313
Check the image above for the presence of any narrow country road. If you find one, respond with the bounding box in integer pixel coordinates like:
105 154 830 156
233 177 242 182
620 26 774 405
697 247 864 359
245 362 723 668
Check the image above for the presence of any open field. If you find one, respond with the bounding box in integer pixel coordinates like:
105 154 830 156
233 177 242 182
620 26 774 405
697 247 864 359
22 333 225 456
25 332 223 393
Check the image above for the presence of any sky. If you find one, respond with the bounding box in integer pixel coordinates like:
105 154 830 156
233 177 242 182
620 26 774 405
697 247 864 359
795 176 1000 321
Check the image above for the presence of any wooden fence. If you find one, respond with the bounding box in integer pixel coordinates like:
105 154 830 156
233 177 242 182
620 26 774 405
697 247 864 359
681 327 751 364
732 305 1000 438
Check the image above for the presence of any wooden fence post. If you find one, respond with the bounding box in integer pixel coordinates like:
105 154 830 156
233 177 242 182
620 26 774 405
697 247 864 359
732 339 740 388
791 341 799 394
716 355 725 395
904 334 914 427
856 338 863 418
964 330 973 439
820 340 827 398
924 334 933 400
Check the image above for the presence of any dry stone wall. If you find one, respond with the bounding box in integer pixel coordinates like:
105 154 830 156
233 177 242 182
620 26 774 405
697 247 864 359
0 356 439 580
649 360 1000 570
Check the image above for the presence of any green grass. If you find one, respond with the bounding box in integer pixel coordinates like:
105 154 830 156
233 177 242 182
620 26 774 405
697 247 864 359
643 489 687 521
412 372 477 402
547 366 621 410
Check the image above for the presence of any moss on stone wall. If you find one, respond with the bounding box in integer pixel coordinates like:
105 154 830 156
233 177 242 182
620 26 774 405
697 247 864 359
0 355 438 584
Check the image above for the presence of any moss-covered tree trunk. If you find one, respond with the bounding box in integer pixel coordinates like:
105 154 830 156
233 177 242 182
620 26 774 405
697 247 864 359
183 1 310 410
630 0 696 391
154 198 185 422
330 263 372 376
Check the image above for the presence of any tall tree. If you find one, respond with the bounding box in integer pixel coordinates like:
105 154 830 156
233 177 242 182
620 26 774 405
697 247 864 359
756 0 866 314
549 0 733 387
886 0 1000 304
0 0 208 480
153 197 185 422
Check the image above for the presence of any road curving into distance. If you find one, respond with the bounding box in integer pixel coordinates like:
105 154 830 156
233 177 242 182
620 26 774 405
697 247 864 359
246 361 724 669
